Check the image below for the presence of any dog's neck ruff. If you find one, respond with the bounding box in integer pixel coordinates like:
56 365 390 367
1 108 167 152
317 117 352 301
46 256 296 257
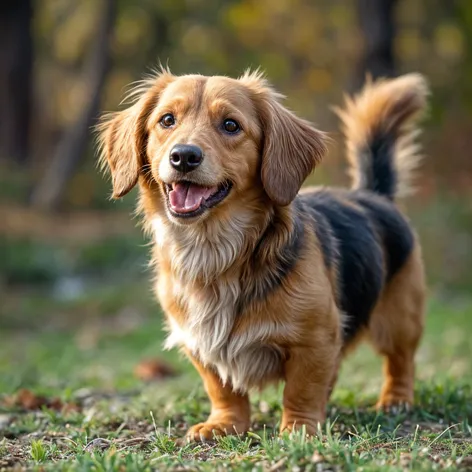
151 205 299 391
152 209 262 283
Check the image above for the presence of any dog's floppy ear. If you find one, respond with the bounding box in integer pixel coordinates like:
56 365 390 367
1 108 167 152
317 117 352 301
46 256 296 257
97 71 174 198
242 71 328 205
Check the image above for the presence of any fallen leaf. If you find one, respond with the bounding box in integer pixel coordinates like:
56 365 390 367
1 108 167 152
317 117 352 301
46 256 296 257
15 389 48 410
134 359 177 381
48 397 64 411
3 389 79 412
62 402 81 414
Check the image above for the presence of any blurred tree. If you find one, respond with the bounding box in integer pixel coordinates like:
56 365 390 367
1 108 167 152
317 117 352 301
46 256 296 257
4 0 469 211
354 0 397 90
30 0 116 210
0 0 33 164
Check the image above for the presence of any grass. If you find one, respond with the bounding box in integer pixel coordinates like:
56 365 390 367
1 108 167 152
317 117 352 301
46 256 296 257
0 213 471 470
0 278 471 471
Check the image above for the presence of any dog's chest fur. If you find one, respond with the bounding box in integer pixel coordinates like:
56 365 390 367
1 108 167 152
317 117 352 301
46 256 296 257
152 216 286 391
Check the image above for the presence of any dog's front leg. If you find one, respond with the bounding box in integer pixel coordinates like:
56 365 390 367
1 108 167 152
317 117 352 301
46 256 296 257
281 342 340 436
185 353 250 442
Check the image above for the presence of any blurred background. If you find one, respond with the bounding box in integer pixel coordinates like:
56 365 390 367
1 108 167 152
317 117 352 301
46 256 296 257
0 0 471 394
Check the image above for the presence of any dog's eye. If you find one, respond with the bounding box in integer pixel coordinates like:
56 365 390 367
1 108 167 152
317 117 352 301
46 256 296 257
222 119 240 134
160 113 175 128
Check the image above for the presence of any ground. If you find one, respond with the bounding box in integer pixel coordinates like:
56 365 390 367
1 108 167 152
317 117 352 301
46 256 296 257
0 227 471 471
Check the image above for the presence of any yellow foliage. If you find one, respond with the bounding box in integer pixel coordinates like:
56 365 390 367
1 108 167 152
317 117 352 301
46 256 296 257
114 7 151 54
182 24 213 55
305 68 332 93
54 1 98 63
396 29 424 62
434 23 464 61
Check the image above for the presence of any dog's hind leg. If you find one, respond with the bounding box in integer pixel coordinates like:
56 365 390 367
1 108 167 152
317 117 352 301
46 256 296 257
368 243 426 409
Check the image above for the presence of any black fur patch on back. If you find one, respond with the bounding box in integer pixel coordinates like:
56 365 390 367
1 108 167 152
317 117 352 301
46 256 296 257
299 190 384 341
295 198 336 270
349 191 414 282
241 211 304 310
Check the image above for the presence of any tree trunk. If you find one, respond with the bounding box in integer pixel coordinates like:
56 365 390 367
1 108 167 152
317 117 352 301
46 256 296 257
30 0 116 210
354 0 397 91
0 0 33 164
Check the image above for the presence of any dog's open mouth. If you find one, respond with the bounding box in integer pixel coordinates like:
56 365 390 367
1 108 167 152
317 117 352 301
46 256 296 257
164 180 232 218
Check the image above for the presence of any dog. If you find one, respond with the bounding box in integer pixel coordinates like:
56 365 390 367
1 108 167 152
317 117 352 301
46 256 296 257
98 69 427 441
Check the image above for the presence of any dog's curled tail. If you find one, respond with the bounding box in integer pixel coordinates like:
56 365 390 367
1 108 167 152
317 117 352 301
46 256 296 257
335 73 429 199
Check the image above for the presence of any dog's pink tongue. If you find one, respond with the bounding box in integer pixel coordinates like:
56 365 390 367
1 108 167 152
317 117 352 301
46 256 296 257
169 182 216 213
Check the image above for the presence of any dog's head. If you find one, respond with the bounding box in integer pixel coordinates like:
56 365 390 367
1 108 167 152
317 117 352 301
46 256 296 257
98 70 327 224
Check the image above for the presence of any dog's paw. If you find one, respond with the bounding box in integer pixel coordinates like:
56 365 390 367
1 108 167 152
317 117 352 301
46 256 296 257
185 422 246 442
280 421 319 437
376 397 413 415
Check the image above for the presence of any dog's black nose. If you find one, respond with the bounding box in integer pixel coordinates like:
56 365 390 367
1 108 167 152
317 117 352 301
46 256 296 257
169 144 203 173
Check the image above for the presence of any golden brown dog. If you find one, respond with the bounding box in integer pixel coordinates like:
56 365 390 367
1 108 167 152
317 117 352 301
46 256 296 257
98 70 427 441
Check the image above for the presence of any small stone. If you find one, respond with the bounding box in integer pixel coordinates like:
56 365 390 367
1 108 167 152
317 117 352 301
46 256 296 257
311 452 324 464
0 414 12 429
84 438 112 452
